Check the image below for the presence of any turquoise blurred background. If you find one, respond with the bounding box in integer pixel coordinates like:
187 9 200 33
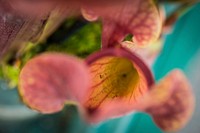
0 3 199 133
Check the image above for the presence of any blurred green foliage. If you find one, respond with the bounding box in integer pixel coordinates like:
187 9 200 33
46 21 101 58
21 19 101 64
0 18 101 88
0 63 20 88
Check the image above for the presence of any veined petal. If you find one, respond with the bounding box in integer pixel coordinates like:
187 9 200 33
19 53 90 113
122 39 163 67
0 1 49 57
99 0 162 48
82 48 154 123
136 70 194 131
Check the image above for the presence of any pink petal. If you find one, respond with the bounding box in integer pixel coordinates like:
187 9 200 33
0 1 52 56
82 48 154 123
19 53 90 113
121 39 163 67
136 70 195 131
81 8 99 22
97 0 162 48
8 0 56 18
8 1 82 19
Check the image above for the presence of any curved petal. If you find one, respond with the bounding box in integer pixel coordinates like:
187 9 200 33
19 53 90 113
82 48 154 123
81 8 99 22
98 0 162 48
136 70 194 131
121 38 163 67
0 1 48 57
8 0 56 18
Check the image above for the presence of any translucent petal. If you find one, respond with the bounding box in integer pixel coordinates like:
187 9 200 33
81 8 99 22
136 70 194 131
99 0 162 48
0 1 48 57
19 53 90 113
83 48 154 123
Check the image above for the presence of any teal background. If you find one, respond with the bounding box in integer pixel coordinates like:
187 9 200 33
0 3 199 133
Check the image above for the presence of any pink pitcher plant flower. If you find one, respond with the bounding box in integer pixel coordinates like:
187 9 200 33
0 0 194 132
19 49 194 132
